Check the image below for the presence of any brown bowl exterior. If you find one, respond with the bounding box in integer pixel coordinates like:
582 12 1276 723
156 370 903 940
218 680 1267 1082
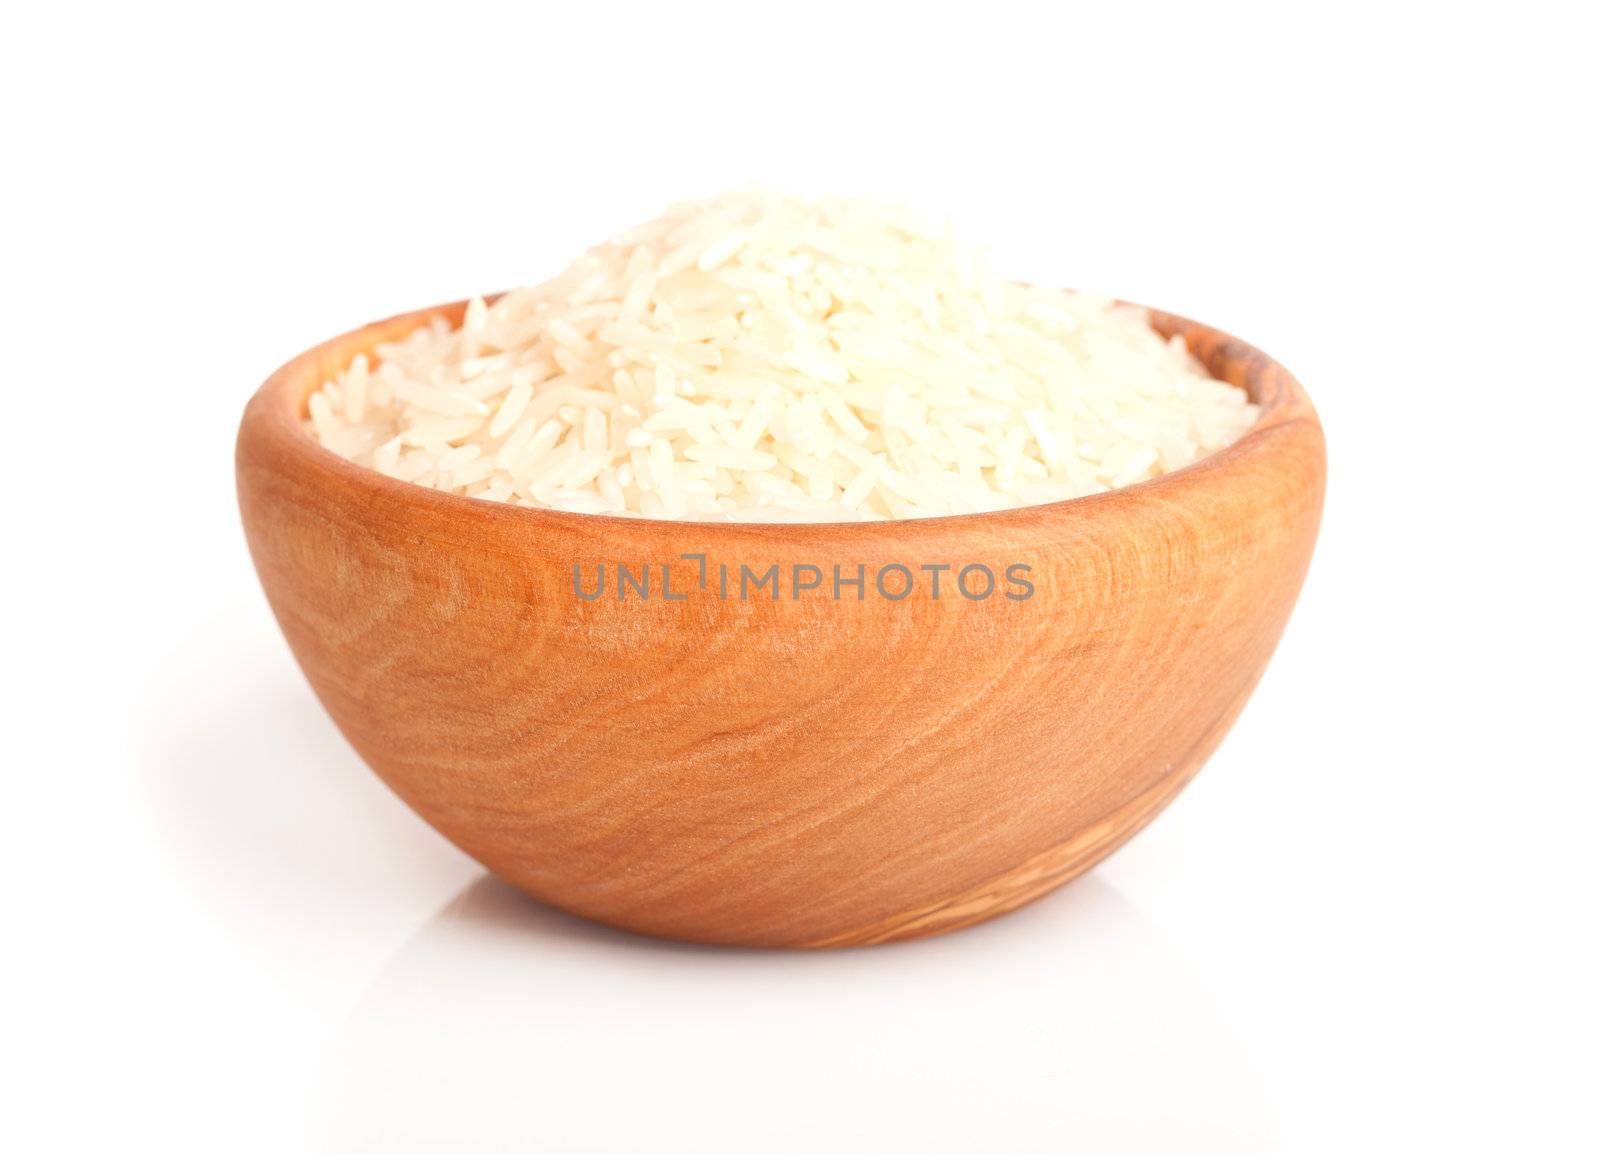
236 298 1324 947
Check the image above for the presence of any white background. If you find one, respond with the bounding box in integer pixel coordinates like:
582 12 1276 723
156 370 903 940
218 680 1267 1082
5 2 1597 1150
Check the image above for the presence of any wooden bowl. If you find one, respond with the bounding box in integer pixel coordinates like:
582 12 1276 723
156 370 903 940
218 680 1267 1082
236 297 1324 947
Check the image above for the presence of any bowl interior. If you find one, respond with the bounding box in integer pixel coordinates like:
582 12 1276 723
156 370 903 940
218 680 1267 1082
247 293 1314 537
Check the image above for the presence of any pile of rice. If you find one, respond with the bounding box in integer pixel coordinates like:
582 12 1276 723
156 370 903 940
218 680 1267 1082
305 192 1258 521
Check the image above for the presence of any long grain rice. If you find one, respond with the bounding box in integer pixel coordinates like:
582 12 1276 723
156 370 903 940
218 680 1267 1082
305 191 1258 521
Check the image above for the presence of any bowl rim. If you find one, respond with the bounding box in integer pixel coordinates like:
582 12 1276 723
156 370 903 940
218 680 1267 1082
239 292 1320 542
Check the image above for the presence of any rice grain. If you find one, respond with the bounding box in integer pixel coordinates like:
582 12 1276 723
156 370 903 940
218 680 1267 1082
305 191 1259 521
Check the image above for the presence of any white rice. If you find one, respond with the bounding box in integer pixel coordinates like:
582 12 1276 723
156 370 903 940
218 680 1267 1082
305 191 1259 521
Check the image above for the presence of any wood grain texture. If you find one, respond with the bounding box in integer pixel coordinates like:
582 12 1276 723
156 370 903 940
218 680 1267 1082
236 296 1325 948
